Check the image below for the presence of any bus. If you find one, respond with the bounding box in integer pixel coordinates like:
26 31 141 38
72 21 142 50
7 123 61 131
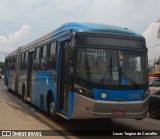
4 22 149 121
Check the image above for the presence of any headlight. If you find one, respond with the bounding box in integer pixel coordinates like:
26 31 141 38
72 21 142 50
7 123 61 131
144 90 150 99
74 85 94 99
101 92 107 99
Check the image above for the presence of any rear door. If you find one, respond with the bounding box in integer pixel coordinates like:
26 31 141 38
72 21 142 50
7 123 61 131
27 51 34 98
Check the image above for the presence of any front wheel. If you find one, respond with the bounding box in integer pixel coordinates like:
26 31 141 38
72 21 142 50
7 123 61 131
49 98 60 122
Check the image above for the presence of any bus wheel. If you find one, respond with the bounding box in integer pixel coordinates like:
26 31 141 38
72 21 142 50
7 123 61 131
49 98 60 122
22 85 27 103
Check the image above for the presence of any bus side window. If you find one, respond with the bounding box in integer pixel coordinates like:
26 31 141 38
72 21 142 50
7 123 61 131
33 47 40 71
10 57 12 70
20 53 23 70
5 59 7 68
13 56 16 70
24 52 28 69
25 52 28 62
20 52 27 70
8 57 10 69
48 42 57 70
40 45 47 71
12 57 14 70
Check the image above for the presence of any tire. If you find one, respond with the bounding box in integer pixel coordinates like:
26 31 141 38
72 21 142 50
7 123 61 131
22 86 27 103
149 103 160 119
7 88 12 92
48 96 60 122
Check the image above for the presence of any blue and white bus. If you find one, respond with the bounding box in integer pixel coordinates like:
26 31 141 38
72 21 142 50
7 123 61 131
4 22 149 121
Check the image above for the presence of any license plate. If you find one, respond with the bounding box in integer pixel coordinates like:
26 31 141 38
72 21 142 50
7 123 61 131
112 110 125 117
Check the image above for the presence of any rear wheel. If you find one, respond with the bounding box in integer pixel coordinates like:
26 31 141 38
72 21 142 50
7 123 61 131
22 85 27 103
149 103 160 119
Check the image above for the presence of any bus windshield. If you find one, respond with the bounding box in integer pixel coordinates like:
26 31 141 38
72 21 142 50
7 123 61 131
76 48 147 86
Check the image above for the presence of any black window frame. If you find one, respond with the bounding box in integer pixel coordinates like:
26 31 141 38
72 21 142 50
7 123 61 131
48 41 57 70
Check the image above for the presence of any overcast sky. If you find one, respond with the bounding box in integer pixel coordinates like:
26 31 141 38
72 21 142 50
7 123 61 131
0 0 160 61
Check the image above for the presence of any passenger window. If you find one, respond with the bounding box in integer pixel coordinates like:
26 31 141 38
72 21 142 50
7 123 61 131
25 52 28 61
40 45 48 71
35 48 40 59
50 42 56 56
13 56 16 69
42 45 47 58
33 48 40 71
21 53 24 62
48 41 57 70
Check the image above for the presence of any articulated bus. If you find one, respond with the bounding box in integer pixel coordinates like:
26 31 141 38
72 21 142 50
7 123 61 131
4 22 149 121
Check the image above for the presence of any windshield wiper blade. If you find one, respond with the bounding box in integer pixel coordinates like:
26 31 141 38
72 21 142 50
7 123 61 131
99 55 113 83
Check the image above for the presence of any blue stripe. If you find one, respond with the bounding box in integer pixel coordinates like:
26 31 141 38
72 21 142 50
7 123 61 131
31 71 56 112
68 91 74 119
91 88 144 101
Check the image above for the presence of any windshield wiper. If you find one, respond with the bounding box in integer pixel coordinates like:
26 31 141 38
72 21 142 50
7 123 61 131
99 55 113 83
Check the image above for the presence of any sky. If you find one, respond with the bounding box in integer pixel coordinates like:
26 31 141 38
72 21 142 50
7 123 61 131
0 0 160 62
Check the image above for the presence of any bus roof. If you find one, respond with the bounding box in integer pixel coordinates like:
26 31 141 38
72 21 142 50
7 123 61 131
7 22 144 56
55 22 143 37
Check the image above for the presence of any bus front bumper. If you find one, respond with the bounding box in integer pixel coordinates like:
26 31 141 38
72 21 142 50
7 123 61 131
71 93 149 119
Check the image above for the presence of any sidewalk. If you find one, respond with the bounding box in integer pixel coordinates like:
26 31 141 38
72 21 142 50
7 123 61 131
0 100 63 139
149 86 160 93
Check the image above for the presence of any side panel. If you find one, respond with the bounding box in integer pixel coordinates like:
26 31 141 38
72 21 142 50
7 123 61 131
31 71 55 112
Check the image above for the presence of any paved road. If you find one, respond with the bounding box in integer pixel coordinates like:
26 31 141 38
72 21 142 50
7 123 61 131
0 79 160 139
150 87 160 94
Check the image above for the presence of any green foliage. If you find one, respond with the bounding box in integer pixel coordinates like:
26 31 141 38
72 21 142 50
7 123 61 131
0 61 4 74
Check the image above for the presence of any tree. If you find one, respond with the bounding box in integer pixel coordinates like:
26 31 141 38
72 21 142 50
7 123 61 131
0 61 4 74
158 26 160 39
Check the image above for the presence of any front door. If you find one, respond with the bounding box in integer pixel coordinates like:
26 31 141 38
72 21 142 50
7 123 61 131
57 41 73 115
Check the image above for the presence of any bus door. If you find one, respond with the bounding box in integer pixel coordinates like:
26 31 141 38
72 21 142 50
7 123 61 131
57 41 73 116
15 48 21 93
27 51 34 98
